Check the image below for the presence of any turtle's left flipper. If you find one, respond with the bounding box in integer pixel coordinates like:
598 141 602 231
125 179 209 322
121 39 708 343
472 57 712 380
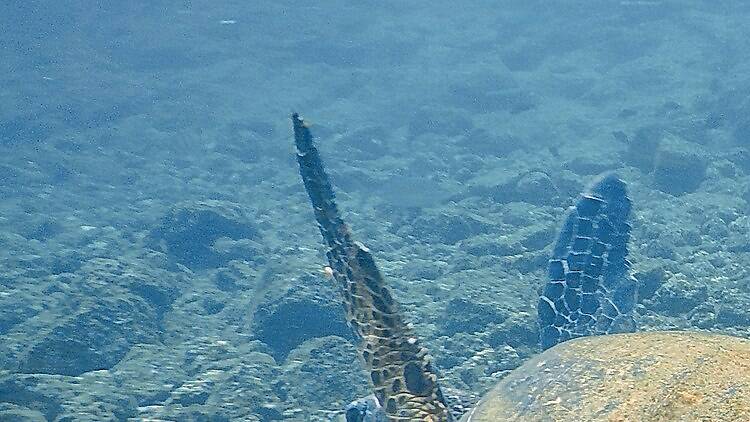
292 114 454 421
538 174 637 350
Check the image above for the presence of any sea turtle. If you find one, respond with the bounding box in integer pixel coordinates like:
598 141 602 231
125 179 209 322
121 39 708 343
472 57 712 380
290 113 750 421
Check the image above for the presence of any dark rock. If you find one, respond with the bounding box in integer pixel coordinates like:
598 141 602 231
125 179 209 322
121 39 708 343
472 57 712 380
513 171 559 206
520 227 555 251
439 298 508 336
643 237 677 260
402 260 443 281
652 137 708 195
201 297 225 315
214 271 241 292
649 278 708 317
282 336 367 419
716 294 750 328
171 389 209 406
486 316 538 350
683 227 703 246
450 154 485 181
702 217 730 239
50 251 83 275
621 126 662 171
713 159 737 178
18 298 156 376
0 378 63 420
635 266 664 301
149 200 260 270
409 213 492 245
255 405 284 421
0 403 46 422
433 333 488 370
128 282 175 320
254 285 352 362
688 303 717 329
515 251 549 274
0 303 37 336
0 372 138 420
9 258 166 377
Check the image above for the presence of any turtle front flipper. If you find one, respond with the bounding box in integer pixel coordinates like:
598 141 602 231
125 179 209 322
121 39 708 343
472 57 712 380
292 114 454 422
538 174 637 350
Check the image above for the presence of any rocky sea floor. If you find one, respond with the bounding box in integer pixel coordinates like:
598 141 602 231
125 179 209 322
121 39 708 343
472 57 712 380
2 1 750 420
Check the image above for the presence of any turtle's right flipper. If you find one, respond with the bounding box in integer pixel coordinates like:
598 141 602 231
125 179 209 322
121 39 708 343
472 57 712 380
538 174 637 350
292 114 453 421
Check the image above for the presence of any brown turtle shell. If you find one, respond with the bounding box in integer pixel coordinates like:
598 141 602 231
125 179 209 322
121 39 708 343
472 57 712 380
462 331 750 422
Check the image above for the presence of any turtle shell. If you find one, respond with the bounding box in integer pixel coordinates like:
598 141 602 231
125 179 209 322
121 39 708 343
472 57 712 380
462 331 750 421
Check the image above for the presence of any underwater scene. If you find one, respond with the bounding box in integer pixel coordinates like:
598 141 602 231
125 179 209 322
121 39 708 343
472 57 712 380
2 0 750 420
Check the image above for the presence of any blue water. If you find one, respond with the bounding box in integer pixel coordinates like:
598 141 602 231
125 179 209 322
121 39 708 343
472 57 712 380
1 1 750 420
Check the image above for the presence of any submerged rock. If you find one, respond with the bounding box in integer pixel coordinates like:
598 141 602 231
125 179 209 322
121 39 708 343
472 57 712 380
253 273 352 363
649 275 708 317
620 126 662 171
149 200 261 270
652 136 708 195
513 171 559 205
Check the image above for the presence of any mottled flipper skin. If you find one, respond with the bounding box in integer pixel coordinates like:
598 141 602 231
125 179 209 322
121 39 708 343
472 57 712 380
538 174 637 350
292 114 453 421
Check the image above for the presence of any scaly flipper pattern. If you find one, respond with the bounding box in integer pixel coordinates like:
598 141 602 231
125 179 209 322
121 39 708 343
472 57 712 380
292 114 453 421
538 174 637 350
